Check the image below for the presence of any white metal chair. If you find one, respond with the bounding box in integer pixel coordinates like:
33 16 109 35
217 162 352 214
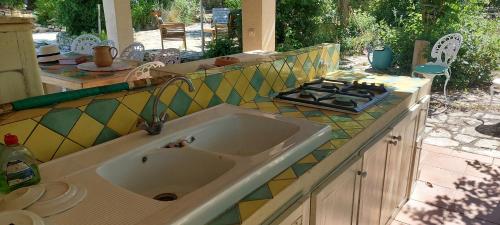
120 42 145 62
412 33 463 101
125 61 165 81
490 78 500 106
70 34 101 55
154 48 181 65
100 39 115 47
56 32 73 53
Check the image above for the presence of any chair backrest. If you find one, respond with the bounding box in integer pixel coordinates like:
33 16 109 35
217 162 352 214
212 8 230 25
125 61 165 81
154 48 181 65
71 34 101 55
56 32 73 53
120 42 145 61
160 23 186 40
100 39 116 47
430 33 463 67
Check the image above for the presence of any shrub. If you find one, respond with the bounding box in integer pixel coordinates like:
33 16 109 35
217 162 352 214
204 37 241 58
223 0 240 9
131 0 172 30
0 0 24 9
167 0 199 24
34 0 60 27
54 0 105 35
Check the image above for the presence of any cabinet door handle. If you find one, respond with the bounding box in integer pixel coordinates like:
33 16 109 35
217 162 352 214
391 135 402 141
388 140 398 145
357 171 368 177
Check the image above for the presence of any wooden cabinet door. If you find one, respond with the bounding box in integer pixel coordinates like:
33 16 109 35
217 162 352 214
272 197 310 225
380 115 418 225
357 134 389 225
311 159 362 225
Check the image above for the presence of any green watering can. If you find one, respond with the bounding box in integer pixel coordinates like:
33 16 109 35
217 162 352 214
368 46 393 70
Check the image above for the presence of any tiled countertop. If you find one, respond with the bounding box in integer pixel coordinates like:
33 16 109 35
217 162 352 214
207 73 431 225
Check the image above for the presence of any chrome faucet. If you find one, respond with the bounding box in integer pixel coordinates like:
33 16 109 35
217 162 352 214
139 76 195 135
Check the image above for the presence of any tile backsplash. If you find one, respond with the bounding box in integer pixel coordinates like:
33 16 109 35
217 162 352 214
0 44 340 162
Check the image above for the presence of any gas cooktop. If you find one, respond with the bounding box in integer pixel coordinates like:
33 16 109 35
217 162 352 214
274 78 390 113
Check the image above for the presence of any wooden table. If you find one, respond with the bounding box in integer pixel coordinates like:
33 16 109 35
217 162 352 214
39 59 139 91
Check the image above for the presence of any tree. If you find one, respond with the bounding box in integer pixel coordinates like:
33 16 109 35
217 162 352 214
0 0 24 10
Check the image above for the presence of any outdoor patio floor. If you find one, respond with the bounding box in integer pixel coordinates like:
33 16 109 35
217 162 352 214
392 144 500 225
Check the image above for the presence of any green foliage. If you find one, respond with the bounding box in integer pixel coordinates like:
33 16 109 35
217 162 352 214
276 0 335 51
168 0 199 24
204 37 242 58
223 0 240 9
54 0 104 35
131 0 173 30
0 0 24 9
34 0 59 27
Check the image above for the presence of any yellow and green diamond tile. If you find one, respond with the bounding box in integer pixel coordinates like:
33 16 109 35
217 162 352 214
204 73 224 93
281 111 304 118
267 179 295 197
94 91 127 100
278 62 292 81
273 168 297 180
302 110 325 117
25 124 64 162
242 65 257 82
84 99 120 125
242 85 257 103
121 91 151 114
169 89 194 116
67 113 104 148
255 102 279 114
344 128 363 137
271 76 285 93
312 149 334 161
165 108 180 120
140 95 168 123
272 59 285 74
186 101 203 115
181 77 203 98
157 83 181 105
0 108 51 126
207 206 241 225
297 154 319 164
352 112 375 121
53 139 84 159
40 108 82 136
336 121 363 130
257 62 272 76
331 139 349 149
307 116 332 124
257 80 271 97
226 89 243 106
223 70 242 87
331 129 350 139
238 199 269 222
0 119 37 144
264 66 279 87
239 102 257 109
234 73 250 97
215 78 233 102
193 83 214 108
291 162 316 177
318 141 336 150
107 104 138 136
357 120 375 128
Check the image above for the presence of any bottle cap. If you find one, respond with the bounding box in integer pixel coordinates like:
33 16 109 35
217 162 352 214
4 133 19 146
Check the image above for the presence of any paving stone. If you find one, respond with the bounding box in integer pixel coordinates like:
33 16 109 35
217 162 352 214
424 137 460 147
474 139 500 149
473 113 484 118
461 146 500 158
435 114 448 122
460 127 493 139
453 134 476 144
428 128 452 138
448 126 459 132
424 127 433 134
448 111 470 117
483 113 500 120
464 118 482 126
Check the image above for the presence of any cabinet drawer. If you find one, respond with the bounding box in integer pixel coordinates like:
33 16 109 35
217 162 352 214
0 32 22 72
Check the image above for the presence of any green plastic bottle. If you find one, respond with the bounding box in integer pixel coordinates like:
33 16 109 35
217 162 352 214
0 133 41 193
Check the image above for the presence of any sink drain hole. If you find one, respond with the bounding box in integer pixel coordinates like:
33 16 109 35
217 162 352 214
153 193 178 201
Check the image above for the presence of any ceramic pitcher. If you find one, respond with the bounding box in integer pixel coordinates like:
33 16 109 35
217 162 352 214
368 46 393 70
93 46 118 67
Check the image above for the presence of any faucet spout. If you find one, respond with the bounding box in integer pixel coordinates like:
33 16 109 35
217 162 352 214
141 76 196 135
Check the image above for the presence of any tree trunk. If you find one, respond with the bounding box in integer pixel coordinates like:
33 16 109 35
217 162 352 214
338 0 351 26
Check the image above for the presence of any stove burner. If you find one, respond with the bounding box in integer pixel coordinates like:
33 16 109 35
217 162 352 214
333 96 356 107
299 90 314 98
321 84 338 90
358 89 369 95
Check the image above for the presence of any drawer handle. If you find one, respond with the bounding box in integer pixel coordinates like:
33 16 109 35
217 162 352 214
357 171 368 177
391 135 402 141
388 140 398 145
